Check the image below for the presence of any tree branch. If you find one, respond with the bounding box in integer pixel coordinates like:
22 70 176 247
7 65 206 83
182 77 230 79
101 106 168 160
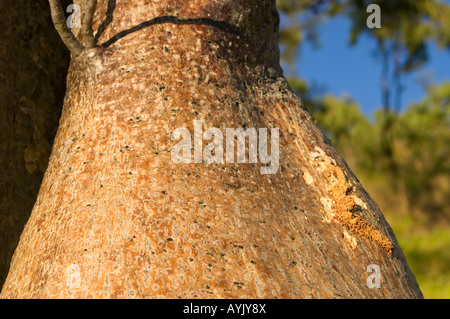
48 0 85 56
82 0 98 48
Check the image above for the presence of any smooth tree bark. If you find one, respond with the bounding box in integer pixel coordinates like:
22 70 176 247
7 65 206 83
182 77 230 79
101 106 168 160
0 0 70 288
1 0 422 298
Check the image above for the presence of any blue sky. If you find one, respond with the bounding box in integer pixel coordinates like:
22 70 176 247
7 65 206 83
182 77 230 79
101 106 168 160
288 15 450 118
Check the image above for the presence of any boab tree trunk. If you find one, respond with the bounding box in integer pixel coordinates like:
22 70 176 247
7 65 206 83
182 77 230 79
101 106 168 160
1 0 422 298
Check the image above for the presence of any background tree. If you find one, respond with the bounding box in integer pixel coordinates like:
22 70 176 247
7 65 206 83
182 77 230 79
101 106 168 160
0 0 70 288
1 0 422 298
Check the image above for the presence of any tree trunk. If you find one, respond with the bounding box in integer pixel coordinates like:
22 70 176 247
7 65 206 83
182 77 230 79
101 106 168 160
1 0 423 298
0 0 70 288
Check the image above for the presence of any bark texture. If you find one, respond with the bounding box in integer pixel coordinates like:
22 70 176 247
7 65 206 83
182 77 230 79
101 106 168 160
0 0 70 288
1 0 423 298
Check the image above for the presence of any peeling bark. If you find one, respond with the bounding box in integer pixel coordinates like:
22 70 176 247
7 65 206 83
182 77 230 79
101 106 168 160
1 0 422 298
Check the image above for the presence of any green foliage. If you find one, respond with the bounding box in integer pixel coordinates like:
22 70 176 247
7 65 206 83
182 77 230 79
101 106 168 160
393 83 450 218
